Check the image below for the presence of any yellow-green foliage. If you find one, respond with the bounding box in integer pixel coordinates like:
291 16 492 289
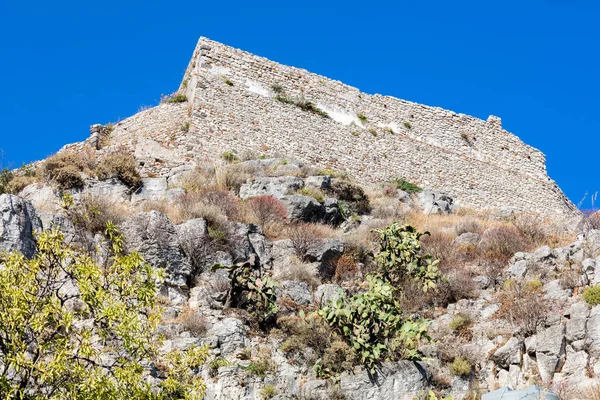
96 153 142 189
296 187 325 203
584 286 600 306
260 385 277 399
450 357 471 376
0 227 208 399
449 313 472 332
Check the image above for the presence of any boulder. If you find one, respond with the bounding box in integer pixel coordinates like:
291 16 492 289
339 361 429 400
239 176 304 200
121 211 191 287
166 164 194 188
417 189 455 215
491 337 522 368
279 280 312 305
0 194 42 258
535 323 566 384
304 238 344 277
280 195 325 222
314 284 343 305
323 198 344 225
455 232 480 246
206 318 248 356
131 177 168 203
305 176 332 190
83 178 131 202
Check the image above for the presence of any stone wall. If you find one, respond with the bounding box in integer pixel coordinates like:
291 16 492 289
66 36 578 218
179 37 577 218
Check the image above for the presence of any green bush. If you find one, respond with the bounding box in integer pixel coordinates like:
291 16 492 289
223 77 234 86
404 121 412 129
450 357 471 376
270 83 284 94
357 113 368 123
260 385 277 399
40 152 90 190
449 313 472 332
389 178 422 193
95 153 142 189
318 276 430 371
584 286 600 306
166 94 188 103
221 151 240 163
275 95 329 118
296 187 325 203
0 168 14 194
372 223 440 291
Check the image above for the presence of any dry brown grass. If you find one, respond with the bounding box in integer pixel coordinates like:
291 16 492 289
334 255 360 283
175 307 210 337
245 195 288 229
95 152 141 189
5 176 37 194
495 279 549 336
285 223 338 261
39 150 96 190
274 256 321 289
69 194 128 235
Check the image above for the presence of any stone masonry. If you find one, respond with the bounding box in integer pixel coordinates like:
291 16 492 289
67 37 578 218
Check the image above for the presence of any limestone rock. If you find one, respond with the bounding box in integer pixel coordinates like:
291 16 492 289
84 178 131 202
305 176 332 190
0 194 42 258
455 232 480 246
490 337 522 368
131 177 168 203
279 280 312 305
207 318 248 356
121 211 191 287
314 284 343 305
239 176 304 200
339 361 429 400
280 195 325 222
418 189 455 215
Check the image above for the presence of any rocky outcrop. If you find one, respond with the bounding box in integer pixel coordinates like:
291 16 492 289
0 194 42 258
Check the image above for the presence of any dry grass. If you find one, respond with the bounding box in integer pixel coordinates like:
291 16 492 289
5 175 37 194
334 255 360 283
495 279 549 336
175 307 210 337
69 194 128 235
39 150 96 190
285 223 335 261
274 256 321 289
246 195 288 229
95 152 141 189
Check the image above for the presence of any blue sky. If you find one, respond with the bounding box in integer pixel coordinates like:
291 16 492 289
0 1 598 208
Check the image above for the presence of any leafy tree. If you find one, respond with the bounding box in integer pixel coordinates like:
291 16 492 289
0 225 208 399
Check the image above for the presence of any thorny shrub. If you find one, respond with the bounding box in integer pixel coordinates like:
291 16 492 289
478 225 529 262
327 181 371 215
495 279 549 336
246 195 288 228
39 151 94 190
287 223 326 261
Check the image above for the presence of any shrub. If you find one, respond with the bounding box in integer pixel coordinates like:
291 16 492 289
328 181 371 215
176 307 210 336
224 77 234 86
479 225 529 262
212 258 278 328
334 255 359 283
274 256 320 289
0 168 14 194
495 279 549 335
246 195 288 228
455 218 483 235
315 168 347 179
0 227 208 399
270 83 284 94
287 223 325 261
209 357 230 377
449 313 472 334
372 223 440 291
275 95 329 118
357 112 368 123
450 357 471 376
166 94 188 103
584 286 600 306
260 385 277 399
513 213 551 246
221 150 240 163
5 175 36 194
40 151 91 190
389 178 422 193
296 187 325 203
246 349 276 378
95 153 141 189
318 275 431 371
66 194 124 235
403 121 412 129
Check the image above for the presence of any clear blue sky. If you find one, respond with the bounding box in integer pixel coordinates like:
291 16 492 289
1 1 598 208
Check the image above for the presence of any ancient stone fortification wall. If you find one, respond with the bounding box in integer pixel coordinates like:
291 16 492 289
176 37 577 218
66 37 577 218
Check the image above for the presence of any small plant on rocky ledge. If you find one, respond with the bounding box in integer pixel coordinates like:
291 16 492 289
270 83 284 93
221 150 240 163
389 178 423 193
95 152 142 189
165 93 188 103
182 121 191 132
584 286 600 306
449 357 472 376
223 77 234 86
275 95 329 118
209 357 231 377
357 112 368 123
404 121 412 129
245 349 276 378
260 385 277 399
295 187 325 203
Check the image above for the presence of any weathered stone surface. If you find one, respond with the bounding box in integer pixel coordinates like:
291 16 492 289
121 211 191 287
535 323 566 384
507 260 528 279
280 195 325 222
455 232 480 246
207 318 248 356
304 238 343 277
314 284 342 305
323 197 344 225
0 194 42 258
305 176 331 190
279 280 312 305
239 176 304 200
131 177 168 203
491 337 522 368
417 189 455 215
339 361 429 400
84 178 131 202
